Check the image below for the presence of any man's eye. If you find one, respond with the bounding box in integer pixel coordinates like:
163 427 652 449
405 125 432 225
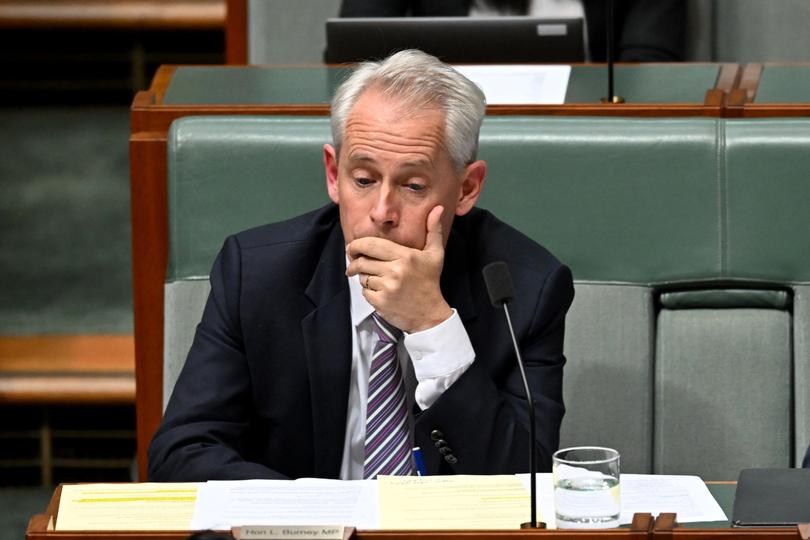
354 177 373 187
406 183 425 192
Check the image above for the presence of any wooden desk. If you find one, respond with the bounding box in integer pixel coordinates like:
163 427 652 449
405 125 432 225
129 62 738 479
26 482 803 540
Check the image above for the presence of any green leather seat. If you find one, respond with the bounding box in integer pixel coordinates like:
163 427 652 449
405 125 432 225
164 115 810 479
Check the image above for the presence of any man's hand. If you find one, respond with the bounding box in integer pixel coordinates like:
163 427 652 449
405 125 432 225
346 205 453 333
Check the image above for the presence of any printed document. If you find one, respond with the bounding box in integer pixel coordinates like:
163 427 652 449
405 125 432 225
190 479 378 530
56 483 199 530
453 65 571 105
517 473 727 528
378 475 534 529
55 474 726 531
619 474 727 524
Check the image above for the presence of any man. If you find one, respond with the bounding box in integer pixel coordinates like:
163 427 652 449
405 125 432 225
148 50 574 481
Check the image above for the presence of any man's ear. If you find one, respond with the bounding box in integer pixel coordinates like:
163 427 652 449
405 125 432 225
324 144 340 204
455 160 487 216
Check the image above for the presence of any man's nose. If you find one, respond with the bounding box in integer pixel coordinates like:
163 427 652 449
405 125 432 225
369 185 399 227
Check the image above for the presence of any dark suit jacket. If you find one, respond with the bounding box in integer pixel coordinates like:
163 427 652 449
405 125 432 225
148 204 574 481
339 0 685 62
804 445 810 468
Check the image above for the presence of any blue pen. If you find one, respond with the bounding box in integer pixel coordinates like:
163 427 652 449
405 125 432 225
412 447 427 476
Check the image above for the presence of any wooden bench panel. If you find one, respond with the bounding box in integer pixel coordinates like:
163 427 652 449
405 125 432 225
0 0 225 30
0 335 135 405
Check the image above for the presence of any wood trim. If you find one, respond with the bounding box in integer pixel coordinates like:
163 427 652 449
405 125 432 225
486 104 723 117
737 105 810 117
225 0 248 64
0 376 135 405
714 64 741 94
149 65 179 103
726 63 764 114
130 131 169 481
739 64 763 102
131 104 331 135
0 1 225 30
0 335 134 372
0 335 135 405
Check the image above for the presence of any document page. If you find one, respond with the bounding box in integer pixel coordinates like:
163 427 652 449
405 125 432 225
191 479 378 530
517 473 727 528
619 474 727 524
453 65 571 105
378 475 533 529
56 483 200 530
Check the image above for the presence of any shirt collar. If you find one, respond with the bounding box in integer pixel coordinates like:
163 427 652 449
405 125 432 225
347 256 375 327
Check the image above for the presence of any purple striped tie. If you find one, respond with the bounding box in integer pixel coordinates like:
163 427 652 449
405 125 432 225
364 312 413 478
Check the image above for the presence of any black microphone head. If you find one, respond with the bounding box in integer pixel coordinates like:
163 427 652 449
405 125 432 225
482 261 515 307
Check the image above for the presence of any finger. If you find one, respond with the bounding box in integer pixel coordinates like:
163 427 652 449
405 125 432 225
346 257 388 278
364 274 383 292
423 205 445 252
347 236 406 262
361 286 382 306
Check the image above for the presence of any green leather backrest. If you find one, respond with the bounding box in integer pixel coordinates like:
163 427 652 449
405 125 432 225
168 116 810 286
476 117 720 284
725 119 810 281
167 117 332 279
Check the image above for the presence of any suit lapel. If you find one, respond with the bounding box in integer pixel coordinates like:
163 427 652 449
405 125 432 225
441 227 477 325
302 224 352 478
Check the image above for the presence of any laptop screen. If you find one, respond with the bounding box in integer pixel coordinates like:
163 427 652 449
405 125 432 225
325 16 585 64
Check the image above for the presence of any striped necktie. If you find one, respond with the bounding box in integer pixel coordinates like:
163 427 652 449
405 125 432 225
364 312 413 478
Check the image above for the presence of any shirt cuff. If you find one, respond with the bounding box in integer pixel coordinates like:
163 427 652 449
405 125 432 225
403 309 475 410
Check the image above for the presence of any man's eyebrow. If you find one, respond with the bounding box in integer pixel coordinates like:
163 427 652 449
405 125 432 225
346 153 432 169
400 158 432 169
346 153 376 164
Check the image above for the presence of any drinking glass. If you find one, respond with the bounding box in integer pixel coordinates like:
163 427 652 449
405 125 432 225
553 446 620 528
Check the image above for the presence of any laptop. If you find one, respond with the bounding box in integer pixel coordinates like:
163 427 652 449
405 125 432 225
325 16 585 64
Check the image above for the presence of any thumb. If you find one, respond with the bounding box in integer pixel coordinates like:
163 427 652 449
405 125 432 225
424 205 445 252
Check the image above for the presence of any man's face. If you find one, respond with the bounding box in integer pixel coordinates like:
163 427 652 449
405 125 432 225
324 89 484 249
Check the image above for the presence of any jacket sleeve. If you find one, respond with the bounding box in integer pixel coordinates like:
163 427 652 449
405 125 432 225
413 261 574 475
148 236 286 481
618 0 685 61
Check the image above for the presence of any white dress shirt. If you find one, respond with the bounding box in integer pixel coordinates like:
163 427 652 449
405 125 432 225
339 262 476 479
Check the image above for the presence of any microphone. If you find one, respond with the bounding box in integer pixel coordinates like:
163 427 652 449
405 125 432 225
601 0 624 104
482 262 542 529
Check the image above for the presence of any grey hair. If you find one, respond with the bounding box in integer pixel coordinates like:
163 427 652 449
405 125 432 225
330 49 487 171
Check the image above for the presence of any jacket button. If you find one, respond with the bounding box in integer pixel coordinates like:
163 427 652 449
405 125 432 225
430 429 444 441
438 446 454 456
434 439 448 448
444 454 458 464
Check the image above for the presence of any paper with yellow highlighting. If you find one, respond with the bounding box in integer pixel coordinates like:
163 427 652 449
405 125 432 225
56 483 200 530
378 475 535 529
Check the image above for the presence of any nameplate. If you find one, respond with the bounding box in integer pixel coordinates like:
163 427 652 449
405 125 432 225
233 525 350 540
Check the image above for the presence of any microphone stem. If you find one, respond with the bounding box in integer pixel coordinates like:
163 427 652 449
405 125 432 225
502 303 537 528
607 0 615 100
